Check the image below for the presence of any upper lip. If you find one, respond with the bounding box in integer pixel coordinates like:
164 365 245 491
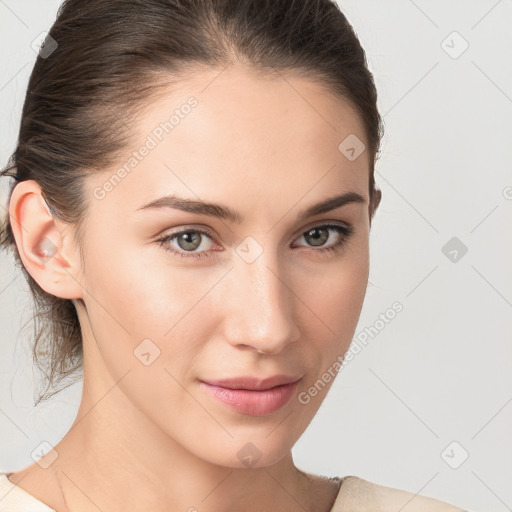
201 375 302 391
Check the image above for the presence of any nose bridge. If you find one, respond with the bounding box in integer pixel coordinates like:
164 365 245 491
224 250 299 354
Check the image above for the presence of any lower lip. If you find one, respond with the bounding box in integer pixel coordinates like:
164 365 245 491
199 380 300 416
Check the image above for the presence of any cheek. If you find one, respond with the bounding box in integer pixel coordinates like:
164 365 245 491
84 238 207 333
80 238 212 378
82 239 241 389
80 246 211 417
301 238 369 328
297 242 370 376
292 247 368 412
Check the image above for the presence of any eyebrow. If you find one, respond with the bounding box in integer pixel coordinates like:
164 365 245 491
137 191 366 224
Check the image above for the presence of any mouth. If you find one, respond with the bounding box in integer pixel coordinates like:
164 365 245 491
199 375 302 416
201 374 302 391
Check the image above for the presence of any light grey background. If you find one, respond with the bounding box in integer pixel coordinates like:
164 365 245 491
1 1 511 511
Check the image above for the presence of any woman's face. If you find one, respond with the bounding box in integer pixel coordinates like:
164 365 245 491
75 65 372 467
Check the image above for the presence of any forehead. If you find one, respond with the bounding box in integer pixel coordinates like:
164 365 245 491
86 65 370 218
158 64 369 164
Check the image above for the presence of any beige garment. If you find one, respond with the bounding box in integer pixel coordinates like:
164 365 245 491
330 475 470 512
1 473 55 511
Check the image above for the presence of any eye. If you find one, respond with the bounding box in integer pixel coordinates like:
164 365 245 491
156 228 216 260
156 222 353 260
292 223 353 255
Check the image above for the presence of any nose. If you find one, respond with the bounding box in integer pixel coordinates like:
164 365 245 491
222 254 300 355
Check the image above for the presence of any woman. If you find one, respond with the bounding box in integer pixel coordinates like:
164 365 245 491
0 0 469 510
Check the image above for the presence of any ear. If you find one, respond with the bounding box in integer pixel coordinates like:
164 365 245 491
369 187 382 226
8 179 85 300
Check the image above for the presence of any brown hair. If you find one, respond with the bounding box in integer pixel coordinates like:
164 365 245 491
0 0 383 404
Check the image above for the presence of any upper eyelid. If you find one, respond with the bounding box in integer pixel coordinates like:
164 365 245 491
296 219 351 233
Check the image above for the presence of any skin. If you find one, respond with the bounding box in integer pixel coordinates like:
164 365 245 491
7 64 380 512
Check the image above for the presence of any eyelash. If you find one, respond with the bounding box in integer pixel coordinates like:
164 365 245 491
156 223 353 260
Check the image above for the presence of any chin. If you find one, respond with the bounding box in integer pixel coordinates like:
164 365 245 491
185 429 297 470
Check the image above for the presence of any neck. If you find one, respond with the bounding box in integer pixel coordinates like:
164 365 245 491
45 365 336 512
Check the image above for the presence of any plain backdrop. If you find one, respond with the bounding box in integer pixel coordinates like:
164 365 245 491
1 1 511 511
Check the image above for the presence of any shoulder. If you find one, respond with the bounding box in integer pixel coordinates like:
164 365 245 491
331 475 470 512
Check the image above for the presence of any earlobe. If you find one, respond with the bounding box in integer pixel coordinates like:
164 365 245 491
8 180 84 299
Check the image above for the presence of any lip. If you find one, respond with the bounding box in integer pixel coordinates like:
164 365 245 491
202 375 302 391
199 375 302 416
